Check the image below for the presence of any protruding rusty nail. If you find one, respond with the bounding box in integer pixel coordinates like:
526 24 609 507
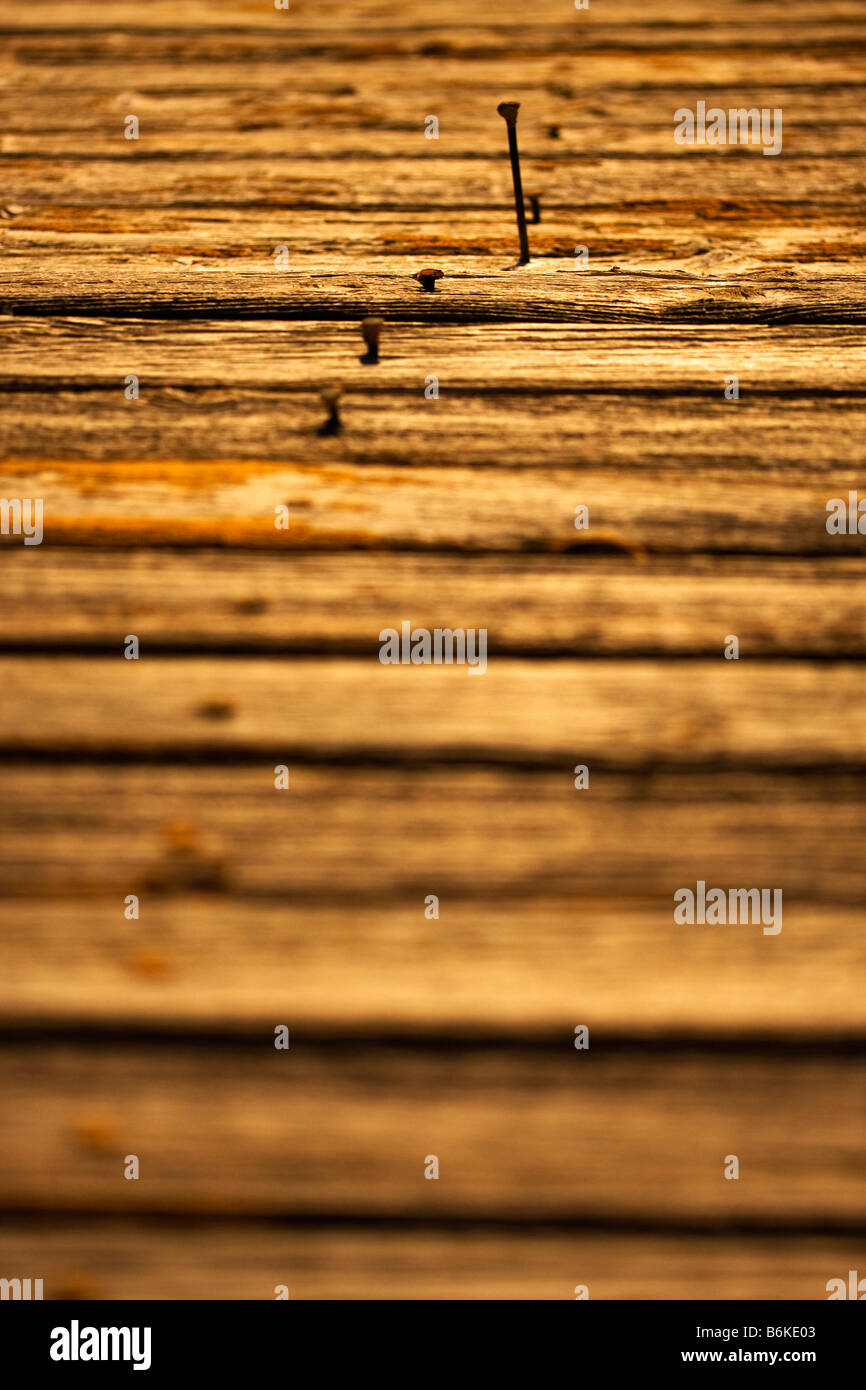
497 101 530 265
361 316 383 362
319 386 342 435
525 190 542 224
414 268 443 293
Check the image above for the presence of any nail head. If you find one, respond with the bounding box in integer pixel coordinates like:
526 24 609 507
414 268 444 291
361 317 384 347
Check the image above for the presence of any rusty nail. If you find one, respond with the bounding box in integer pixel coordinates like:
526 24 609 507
319 386 342 434
414 268 443 292
361 316 383 362
497 101 530 265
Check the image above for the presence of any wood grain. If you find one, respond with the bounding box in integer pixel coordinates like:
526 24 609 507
1 0 862 1300
4 321 865 389
1 658 865 763
2 457 863 553
4 208 865 270
1 1044 863 1221
0 1 859 26
0 1220 858 1301
1 897 863 1037
4 403 865 490
4 265 864 323
3 551 866 657
0 766 864 904
1 0 859 33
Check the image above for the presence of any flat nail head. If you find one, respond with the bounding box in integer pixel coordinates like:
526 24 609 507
361 317 383 360
498 99 530 265
318 386 342 435
414 268 443 292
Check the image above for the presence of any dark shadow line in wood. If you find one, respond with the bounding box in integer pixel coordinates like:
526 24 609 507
0 1203 864 1240
4 642 866 660
2 748 866 774
5 383 866 402
5 301 865 327
3 642 866 662
1 1028 865 1057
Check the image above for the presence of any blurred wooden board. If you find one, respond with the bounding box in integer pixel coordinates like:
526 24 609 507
2 1044 864 1222
1 0 859 35
1 1220 861 1301
4 410 866 492
2 458 865 552
3 552 866 657
1 897 863 1037
0 766 864 906
2 658 866 763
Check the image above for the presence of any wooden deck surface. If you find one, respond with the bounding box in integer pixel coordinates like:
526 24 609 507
1 0 865 1300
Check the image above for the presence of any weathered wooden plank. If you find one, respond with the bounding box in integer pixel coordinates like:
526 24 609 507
2 89 864 159
3 266 860 324
0 766 863 902
1 48 860 100
1 0 860 34
3 129 864 163
1 399 860 477
1 896 862 1037
1 1045 863 1220
3 552 866 658
4 156 865 218
1 58 862 106
2 209 864 272
1 658 864 763
0 1219 859 1301
1 0 859 27
1 457 862 552
4 320 865 390
0 247 860 285
4 48 860 173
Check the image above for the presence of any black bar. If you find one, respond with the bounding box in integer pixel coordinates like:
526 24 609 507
3 1298 862 1376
